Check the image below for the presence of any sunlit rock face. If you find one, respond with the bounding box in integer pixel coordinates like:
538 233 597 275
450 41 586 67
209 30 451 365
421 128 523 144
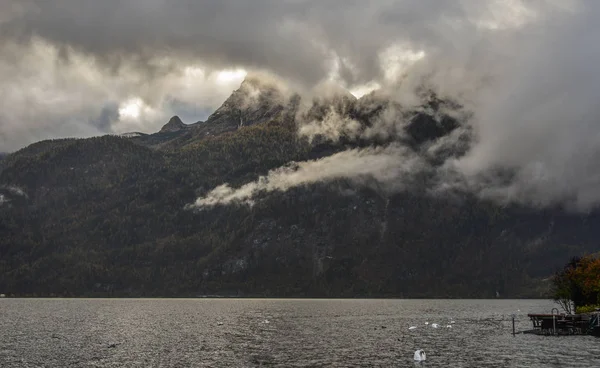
202 77 289 132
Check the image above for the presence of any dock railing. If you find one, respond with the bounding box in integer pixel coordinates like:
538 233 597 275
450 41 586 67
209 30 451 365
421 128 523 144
527 309 597 336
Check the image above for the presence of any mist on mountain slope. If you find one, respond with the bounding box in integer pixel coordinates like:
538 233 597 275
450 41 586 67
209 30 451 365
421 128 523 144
188 144 426 208
188 86 468 210
189 2 600 212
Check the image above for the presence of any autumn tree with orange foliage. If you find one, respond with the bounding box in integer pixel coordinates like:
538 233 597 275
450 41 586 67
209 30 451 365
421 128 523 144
552 255 600 314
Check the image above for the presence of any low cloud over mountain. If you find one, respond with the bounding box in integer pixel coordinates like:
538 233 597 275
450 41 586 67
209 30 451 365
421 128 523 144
2 0 600 211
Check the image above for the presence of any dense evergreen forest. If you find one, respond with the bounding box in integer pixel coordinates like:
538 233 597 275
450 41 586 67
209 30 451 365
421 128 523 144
1 78 598 298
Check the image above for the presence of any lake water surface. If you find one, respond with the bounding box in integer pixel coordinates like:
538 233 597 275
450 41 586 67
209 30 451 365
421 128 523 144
1 299 599 367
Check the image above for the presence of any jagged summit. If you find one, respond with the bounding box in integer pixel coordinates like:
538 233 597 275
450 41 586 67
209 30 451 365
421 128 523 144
202 77 288 131
160 116 187 133
133 77 292 149
138 78 468 154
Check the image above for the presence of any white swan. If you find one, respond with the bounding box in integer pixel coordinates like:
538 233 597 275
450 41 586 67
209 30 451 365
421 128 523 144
424 322 429 325
431 323 439 328
446 325 452 328
414 349 426 362
409 326 417 330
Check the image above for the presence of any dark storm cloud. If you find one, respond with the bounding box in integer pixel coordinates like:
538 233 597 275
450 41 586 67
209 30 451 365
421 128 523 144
0 0 330 85
0 0 494 86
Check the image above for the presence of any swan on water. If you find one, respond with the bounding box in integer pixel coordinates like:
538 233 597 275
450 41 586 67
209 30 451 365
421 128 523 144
414 349 426 362
446 325 452 328
424 322 429 325
409 326 417 330
431 323 439 328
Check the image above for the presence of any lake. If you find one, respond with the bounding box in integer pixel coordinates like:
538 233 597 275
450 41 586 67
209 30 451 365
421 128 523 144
1 299 599 367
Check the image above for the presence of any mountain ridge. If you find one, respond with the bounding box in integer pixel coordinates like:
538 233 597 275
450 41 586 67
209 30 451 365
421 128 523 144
0 78 597 298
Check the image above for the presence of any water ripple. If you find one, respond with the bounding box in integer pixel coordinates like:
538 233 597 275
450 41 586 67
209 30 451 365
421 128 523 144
1 299 599 367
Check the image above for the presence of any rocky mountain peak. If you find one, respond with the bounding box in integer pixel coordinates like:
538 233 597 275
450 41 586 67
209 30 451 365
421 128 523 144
202 77 288 132
160 116 186 133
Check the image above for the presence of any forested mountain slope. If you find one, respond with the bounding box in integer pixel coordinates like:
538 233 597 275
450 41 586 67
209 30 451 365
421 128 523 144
0 79 597 297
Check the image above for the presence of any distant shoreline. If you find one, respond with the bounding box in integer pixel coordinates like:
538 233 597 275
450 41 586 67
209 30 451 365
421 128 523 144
0 296 548 300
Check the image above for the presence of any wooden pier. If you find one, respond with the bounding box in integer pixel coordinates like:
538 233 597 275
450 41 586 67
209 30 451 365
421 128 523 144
524 309 600 336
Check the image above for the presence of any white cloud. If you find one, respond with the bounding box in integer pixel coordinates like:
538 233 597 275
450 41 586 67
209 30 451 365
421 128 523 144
189 144 425 208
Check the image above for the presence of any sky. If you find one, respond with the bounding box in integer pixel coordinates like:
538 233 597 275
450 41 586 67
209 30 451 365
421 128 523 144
2 0 600 210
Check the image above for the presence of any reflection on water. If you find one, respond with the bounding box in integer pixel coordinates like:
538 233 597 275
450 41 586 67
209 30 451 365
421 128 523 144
1 299 599 367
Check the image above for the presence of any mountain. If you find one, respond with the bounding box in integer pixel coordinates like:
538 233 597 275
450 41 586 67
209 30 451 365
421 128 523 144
159 116 187 133
122 78 291 151
202 76 288 132
0 78 597 298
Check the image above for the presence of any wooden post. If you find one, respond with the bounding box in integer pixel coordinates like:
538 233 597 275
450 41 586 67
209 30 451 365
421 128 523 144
551 308 559 336
512 314 516 336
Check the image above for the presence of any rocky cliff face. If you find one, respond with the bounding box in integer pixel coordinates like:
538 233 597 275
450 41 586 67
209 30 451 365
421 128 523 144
203 77 288 132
